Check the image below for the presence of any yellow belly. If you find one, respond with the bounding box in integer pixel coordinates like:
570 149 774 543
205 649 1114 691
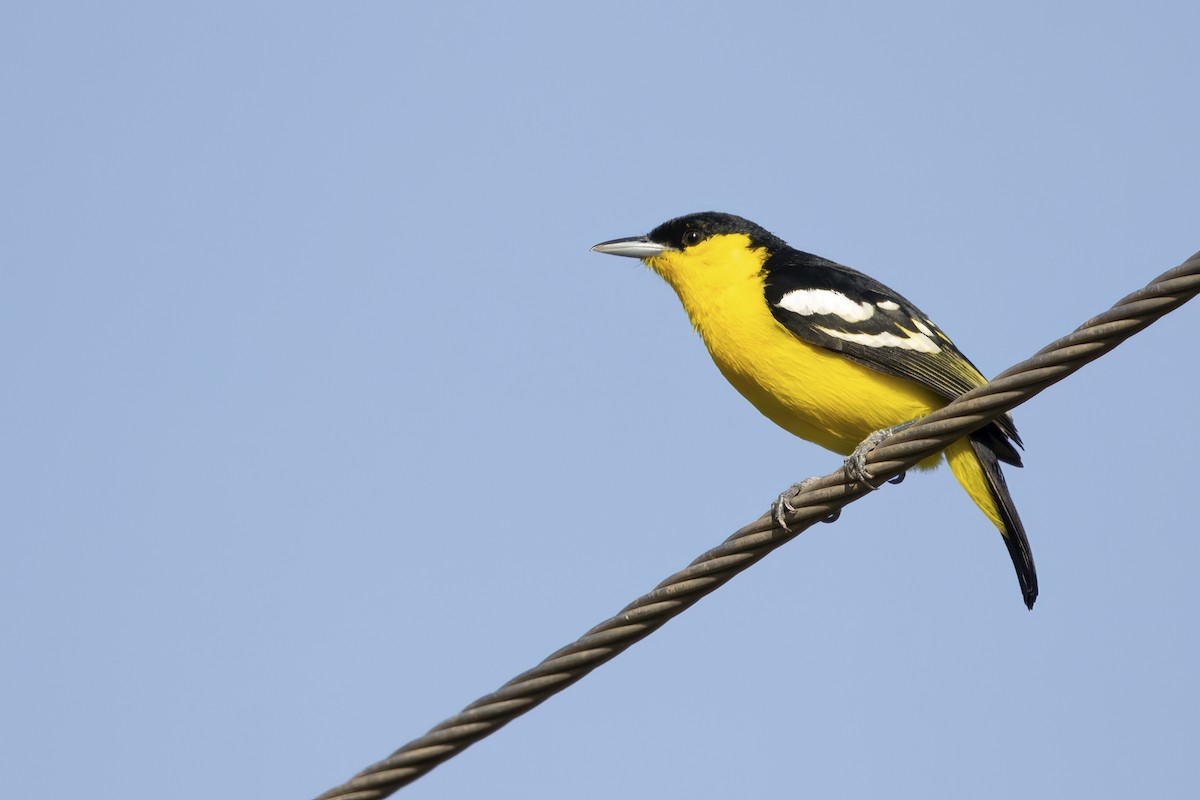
706 310 946 456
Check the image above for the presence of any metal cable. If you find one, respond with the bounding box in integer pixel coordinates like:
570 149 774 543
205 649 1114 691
314 250 1200 800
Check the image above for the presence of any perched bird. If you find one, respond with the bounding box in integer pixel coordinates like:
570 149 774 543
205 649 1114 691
592 212 1037 609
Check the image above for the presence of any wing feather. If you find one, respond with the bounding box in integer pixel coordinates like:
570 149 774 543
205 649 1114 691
763 250 1023 459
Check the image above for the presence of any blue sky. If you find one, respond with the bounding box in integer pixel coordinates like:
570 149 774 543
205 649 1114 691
4 3 1198 798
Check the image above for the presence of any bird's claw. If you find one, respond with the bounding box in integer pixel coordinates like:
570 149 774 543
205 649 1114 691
773 419 918 528
843 429 891 487
843 422 914 488
772 486 800 530
771 477 840 530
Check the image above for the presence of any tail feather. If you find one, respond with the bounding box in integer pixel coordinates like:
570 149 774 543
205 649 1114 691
944 437 1038 609
974 420 1023 467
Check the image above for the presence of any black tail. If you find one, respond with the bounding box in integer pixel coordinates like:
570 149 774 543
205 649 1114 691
970 436 1038 609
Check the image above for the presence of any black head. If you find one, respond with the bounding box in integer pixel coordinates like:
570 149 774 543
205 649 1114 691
647 212 787 253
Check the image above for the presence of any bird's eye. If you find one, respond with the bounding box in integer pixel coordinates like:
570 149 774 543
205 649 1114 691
682 229 704 247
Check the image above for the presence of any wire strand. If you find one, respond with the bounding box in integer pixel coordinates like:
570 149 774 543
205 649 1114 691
314 250 1200 800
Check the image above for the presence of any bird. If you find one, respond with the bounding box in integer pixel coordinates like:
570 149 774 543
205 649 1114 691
592 212 1037 609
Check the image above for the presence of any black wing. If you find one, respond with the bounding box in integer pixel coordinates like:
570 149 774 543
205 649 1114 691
763 249 1022 463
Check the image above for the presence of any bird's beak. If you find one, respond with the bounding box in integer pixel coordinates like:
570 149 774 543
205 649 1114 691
591 236 670 259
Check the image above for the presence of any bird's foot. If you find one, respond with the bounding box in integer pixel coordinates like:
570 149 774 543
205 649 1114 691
844 421 914 488
772 477 841 530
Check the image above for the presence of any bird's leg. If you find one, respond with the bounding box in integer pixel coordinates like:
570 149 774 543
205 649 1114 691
844 420 916 488
772 477 841 530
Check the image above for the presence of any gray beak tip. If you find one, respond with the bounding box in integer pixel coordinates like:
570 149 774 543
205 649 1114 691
591 236 670 259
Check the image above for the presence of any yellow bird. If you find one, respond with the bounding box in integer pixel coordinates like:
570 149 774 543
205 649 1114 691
593 212 1037 609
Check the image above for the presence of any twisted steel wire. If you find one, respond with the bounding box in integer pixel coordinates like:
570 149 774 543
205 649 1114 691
315 250 1200 800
